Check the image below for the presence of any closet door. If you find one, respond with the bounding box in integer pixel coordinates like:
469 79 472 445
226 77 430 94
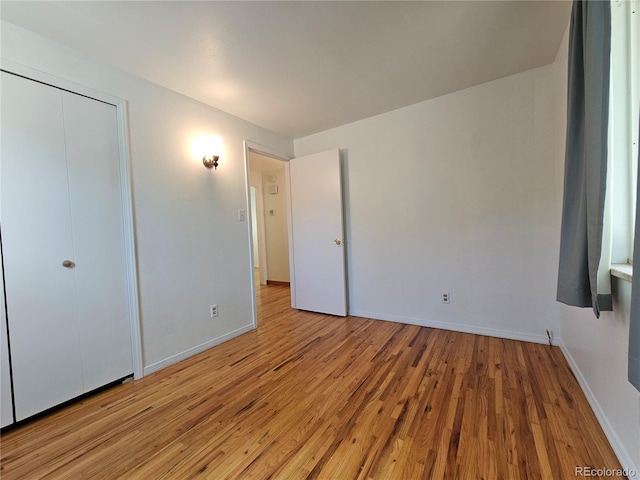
62 92 132 392
1 72 84 420
1 256 14 428
1 72 133 421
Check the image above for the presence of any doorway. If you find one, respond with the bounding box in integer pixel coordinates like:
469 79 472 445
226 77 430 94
244 142 291 326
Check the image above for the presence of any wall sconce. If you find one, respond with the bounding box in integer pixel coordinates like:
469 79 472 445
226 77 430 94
192 134 223 170
203 154 219 170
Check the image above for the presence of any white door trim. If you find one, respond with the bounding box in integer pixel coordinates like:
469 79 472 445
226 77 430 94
249 176 268 284
256 184 268 284
284 161 296 309
1 60 144 379
243 141 291 327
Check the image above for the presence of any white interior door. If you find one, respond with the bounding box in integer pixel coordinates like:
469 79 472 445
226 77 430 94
289 149 347 316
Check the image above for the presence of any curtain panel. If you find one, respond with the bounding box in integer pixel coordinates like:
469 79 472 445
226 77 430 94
557 0 612 318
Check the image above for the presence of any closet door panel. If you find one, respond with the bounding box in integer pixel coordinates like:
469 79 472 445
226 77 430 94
1 260 14 428
1 72 84 420
62 92 133 391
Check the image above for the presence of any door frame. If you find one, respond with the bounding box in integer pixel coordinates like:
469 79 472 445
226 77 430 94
249 179 268 285
1 60 144 380
243 141 292 327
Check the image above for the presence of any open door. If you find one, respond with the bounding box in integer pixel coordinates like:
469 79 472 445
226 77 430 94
288 149 347 316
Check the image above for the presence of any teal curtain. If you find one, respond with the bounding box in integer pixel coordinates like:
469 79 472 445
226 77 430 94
557 0 612 317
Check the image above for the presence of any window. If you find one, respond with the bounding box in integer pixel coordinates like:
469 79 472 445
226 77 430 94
609 0 639 266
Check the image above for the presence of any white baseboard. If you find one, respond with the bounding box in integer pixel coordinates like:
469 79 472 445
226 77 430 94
559 342 639 477
349 309 557 345
143 324 256 376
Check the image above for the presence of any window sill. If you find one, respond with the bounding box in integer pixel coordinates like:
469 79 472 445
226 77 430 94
610 263 633 282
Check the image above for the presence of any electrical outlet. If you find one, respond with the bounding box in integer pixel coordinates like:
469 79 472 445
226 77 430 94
210 304 218 318
442 292 451 304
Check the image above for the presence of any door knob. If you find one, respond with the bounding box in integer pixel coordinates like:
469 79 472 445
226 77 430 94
334 239 342 246
62 260 75 268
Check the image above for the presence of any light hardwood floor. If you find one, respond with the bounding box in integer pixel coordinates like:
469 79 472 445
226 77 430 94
0 283 623 479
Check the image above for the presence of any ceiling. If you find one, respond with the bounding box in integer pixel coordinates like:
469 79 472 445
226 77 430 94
0 1 572 139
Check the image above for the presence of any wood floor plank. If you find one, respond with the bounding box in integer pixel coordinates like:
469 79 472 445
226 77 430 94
0 283 624 479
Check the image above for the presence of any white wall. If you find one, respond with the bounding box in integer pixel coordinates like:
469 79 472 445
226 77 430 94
1 21 294 372
553 25 640 474
262 168 290 282
295 64 561 344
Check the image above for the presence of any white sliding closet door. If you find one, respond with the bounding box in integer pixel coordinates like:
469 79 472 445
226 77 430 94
1 72 132 421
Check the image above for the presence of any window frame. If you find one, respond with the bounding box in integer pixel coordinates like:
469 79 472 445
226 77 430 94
609 0 639 266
